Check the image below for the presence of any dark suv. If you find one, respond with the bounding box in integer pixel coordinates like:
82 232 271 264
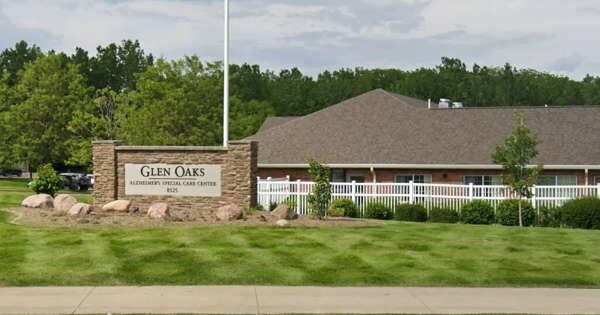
59 173 93 191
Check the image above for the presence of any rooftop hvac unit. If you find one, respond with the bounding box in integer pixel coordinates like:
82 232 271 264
438 98 450 108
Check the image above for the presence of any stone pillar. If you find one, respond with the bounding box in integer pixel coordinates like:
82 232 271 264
228 140 259 207
92 140 121 210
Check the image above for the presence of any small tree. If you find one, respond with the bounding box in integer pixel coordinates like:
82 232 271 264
30 164 63 197
492 113 542 227
307 159 331 219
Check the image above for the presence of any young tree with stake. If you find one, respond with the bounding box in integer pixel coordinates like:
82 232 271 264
493 113 543 227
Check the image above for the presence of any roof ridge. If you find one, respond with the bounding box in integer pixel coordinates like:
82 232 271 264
252 89 389 136
379 89 424 108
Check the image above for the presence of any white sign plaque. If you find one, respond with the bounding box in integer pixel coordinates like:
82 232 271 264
125 164 221 197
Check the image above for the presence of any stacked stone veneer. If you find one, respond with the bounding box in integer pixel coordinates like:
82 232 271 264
92 140 258 214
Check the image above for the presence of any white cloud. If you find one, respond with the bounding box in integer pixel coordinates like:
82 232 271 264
0 0 599 78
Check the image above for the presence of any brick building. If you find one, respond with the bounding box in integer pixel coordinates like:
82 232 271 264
248 89 600 186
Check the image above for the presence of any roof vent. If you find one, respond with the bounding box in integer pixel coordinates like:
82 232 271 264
452 102 463 108
438 98 450 108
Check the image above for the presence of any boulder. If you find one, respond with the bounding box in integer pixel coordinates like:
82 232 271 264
68 203 91 216
216 204 243 221
272 204 298 220
276 219 290 227
102 200 132 212
148 202 170 219
53 194 77 212
21 194 54 209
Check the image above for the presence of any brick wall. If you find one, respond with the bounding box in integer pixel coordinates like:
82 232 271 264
92 140 258 214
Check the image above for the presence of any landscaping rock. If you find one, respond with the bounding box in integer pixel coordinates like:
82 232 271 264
68 203 91 216
102 200 132 212
148 202 170 219
216 204 243 221
276 219 290 227
21 194 54 209
272 204 298 220
53 194 77 212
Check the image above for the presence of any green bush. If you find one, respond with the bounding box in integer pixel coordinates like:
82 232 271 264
29 164 63 197
536 205 562 228
394 203 427 222
282 196 297 210
366 202 393 220
269 202 278 211
428 206 460 223
496 199 536 226
328 198 359 218
460 200 495 225
560 198 600 230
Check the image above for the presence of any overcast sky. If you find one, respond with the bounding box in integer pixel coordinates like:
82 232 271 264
1 0 599 79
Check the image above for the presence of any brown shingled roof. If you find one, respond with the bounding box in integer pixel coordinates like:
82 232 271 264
248 89 600 166
257 116 298 133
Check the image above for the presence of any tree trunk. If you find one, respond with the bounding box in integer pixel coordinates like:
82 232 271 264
518 199 523 227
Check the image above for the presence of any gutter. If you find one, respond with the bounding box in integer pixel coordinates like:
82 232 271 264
258 163 600 170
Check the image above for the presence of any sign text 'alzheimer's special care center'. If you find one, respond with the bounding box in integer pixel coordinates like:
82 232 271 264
125 164 221 197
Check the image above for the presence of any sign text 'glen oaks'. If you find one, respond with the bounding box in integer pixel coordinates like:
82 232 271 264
125 164 222 197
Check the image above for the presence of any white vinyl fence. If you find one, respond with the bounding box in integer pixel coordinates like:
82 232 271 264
257 178 600 216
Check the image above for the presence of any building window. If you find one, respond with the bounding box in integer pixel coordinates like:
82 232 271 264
463 175 502 185
395 174 432 183
537 175 577 186
596 177 600 185
331 169 345 182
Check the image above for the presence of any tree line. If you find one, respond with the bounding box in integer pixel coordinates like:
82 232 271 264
1 39 600 172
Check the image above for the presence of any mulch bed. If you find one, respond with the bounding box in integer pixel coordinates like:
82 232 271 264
8 207 381 228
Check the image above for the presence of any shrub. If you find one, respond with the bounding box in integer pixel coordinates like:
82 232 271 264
328 206 344 217
560 197 600 230
366 202 393 220
536 205 562 228
244 205 262 216
282 196 297 210
269 202 278 211
394 203 427 222
428 206 460 223
328 198 358 218
496 200 536 226
460 200 495 225
29 164 63 197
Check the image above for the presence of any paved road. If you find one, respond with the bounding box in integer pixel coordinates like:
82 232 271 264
1 286 600 314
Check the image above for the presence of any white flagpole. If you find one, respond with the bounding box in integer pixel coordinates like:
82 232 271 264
223 0 229 147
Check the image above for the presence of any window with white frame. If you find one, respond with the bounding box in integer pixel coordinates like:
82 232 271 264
594 176 600 185
537 175 577 186
463 175 502 186
395 174 432 183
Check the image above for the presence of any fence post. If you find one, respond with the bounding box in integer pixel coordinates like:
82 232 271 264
296 180 301 214
469 183 474 201
266 177 272 209
351 180 356 204
409 180 415 204
531 184 537 213
597 183 600 198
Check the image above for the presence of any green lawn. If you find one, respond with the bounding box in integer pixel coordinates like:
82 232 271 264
0 178 29 190
0 189 600 287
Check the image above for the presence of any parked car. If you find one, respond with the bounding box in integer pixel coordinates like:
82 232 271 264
59 173 93 191
0 169 22 177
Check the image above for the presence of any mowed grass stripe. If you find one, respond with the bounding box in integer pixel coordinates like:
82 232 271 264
2 187 600 286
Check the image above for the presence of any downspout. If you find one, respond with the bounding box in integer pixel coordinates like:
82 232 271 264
370 166 377 183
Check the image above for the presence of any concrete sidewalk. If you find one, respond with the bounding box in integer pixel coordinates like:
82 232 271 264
1 286 600 314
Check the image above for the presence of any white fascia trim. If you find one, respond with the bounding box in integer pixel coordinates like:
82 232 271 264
258 163 600 170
